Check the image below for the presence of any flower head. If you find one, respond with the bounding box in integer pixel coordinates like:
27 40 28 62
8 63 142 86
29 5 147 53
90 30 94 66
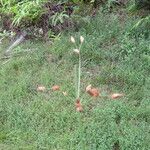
80 36 84 43
70 36 75 43
73 49 80 54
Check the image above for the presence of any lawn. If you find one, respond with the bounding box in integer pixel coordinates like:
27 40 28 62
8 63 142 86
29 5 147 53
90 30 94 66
0 10 150 150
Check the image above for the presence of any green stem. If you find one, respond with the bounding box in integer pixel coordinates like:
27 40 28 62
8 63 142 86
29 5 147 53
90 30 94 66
74 64 78 98
77 53 81 99
77 43 83 99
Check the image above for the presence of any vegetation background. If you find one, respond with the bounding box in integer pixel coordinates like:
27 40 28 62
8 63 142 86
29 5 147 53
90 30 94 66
0 0 150 149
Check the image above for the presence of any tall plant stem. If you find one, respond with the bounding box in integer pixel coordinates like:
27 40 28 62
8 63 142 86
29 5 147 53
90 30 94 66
77 43 82 99
77 53 81 99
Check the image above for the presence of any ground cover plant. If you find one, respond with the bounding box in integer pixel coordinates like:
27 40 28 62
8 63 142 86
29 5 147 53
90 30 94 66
0 1 150 150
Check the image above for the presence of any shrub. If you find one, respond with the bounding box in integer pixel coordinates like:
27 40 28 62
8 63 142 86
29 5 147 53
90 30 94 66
135 0 150 9
0 1 74 36
0 0 46 26
128 0 150 39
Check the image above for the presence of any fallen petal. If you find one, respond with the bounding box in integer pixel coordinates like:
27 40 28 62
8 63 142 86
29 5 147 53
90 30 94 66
86 85 99 97
75 99 83 112
111 93 124 99
87 88 99 97
37 85 46 92
62 91 67 96
86 84 92 92
52 85 60 91
76 106 83 112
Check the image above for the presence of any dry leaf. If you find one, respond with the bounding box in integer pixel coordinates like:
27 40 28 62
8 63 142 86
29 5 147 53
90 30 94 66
37 85 46 92
75 99 83 112
52 85 60 91
111 93 124 99
86 85 99 97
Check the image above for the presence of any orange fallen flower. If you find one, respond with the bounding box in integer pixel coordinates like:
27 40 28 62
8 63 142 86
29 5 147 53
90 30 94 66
75 99 83 112
86 84 99 97
52 85 60 91
111 93 124 99
37 85 46 92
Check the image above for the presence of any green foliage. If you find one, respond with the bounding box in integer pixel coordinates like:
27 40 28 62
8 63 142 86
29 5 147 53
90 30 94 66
0 0 128 40
0 30 15 38
127 0 150 38
0 0 74 39
0 0 47 26
51 11 69 26
135 0 150 9
130 15 150 38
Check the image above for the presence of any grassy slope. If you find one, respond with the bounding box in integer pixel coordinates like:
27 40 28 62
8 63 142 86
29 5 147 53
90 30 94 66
0 11 150 150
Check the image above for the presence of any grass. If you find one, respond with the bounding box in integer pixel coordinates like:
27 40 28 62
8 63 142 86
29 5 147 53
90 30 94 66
0 10 150 150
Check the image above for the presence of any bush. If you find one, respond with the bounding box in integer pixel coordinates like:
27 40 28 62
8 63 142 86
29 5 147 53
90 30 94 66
128 0 150 39
0 0 46 26
135 0 150 9
0 0 74 38
0 0 129 40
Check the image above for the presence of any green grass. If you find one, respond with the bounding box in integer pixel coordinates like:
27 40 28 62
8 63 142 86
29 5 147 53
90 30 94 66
0 10 150 150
